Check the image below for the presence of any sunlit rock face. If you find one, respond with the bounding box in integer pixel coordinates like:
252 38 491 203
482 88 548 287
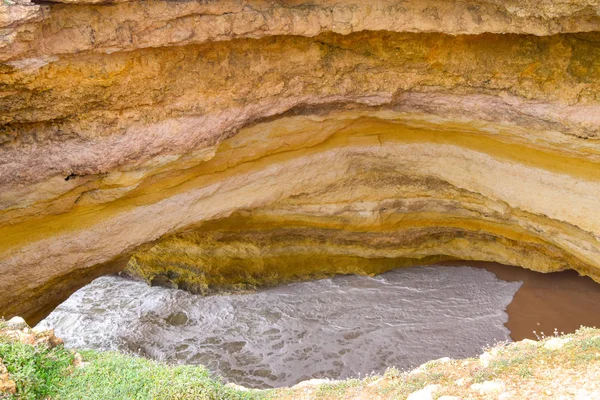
1 0 600 322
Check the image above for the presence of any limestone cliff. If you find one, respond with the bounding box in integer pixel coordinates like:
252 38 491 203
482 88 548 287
1 0 600 322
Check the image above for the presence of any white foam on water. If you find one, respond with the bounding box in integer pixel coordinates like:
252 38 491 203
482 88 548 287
37 265 522 388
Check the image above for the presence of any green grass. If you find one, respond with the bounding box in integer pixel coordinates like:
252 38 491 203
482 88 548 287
0 338 74 399
55 350 265 400
313 378 364 397
0 339 266 400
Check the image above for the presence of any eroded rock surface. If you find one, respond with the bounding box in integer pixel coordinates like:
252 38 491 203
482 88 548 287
1 0 600 322
0 358 16 396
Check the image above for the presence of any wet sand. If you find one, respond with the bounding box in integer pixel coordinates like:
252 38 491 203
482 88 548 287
442 261 600 341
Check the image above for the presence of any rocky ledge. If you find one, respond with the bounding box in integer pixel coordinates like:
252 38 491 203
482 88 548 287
2 317 600 399
1 0 600 322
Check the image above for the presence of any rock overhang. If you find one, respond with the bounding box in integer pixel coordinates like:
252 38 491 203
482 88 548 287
1 0 600 322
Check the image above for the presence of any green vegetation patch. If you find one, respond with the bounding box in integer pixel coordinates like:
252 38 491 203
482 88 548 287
0 339 265 400
55 350 264 400
0 338 74 399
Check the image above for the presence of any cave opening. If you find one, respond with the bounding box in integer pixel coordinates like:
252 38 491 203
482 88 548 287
27 106 600 386
7 107 600 388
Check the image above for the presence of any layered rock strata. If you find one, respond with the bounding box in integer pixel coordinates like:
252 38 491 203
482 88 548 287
1 0 600 322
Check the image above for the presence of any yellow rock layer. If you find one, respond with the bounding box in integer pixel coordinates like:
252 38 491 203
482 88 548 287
123 112 600 292
1 16 600 321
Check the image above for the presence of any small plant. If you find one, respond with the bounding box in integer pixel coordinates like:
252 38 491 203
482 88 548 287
384 366 402 379
533 328 565 340
517 365 532 378
425 371 446 382
472 369 494 383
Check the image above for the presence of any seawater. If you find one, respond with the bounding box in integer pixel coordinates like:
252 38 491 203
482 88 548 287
37 265 522 388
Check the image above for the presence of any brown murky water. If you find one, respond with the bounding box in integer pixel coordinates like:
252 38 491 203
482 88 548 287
442 261 600 341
